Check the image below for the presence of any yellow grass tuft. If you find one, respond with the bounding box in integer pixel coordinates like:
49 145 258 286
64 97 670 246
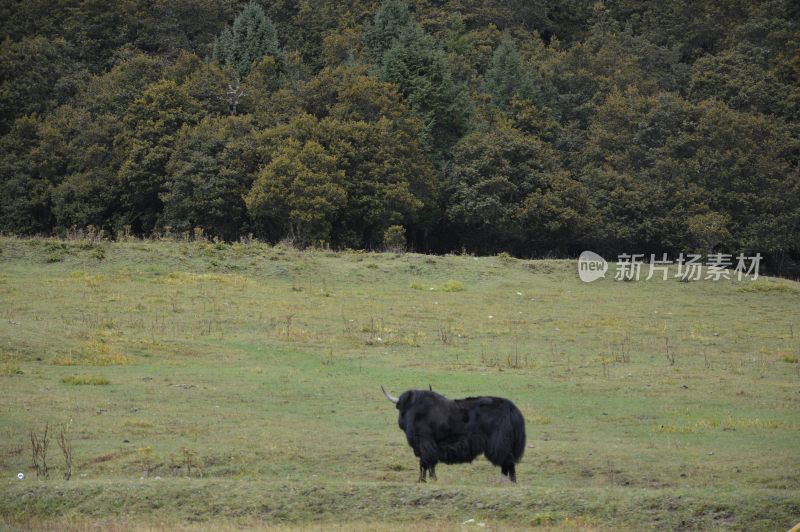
163 272 251 287
61 375 110 385
0 365 23 376
441 279 465 292
51 340 133 366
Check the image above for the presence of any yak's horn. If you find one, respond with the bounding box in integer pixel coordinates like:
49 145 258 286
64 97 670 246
381 385 399 403
429 384 433 391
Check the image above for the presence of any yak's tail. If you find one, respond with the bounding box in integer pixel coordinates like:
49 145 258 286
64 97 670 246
509 403 526 463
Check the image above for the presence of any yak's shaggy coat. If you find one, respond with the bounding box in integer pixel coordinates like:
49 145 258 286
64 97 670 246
383 387 526 482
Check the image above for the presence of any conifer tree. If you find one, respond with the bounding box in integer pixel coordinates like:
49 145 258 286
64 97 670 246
363 0 413 61
486 35 539 109
212 2 281 78
366 1 468 157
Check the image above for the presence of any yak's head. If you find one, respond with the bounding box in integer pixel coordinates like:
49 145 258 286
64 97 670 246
381 385 417 431
382 385 439 433
381 385 433 413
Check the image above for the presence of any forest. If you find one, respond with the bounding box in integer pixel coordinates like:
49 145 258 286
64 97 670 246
1 0 798 272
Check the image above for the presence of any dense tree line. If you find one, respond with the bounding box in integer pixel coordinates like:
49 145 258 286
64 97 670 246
1 0 798 272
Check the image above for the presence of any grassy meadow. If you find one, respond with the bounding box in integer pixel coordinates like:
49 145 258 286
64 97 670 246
0 237 798 530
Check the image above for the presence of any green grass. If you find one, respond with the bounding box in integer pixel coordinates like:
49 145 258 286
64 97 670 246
0 237 798 530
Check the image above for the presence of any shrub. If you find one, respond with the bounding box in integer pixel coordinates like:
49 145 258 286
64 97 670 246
383 225 406 253
497 251 515 264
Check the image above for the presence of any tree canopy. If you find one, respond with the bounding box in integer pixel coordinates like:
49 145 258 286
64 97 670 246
0 0 798 273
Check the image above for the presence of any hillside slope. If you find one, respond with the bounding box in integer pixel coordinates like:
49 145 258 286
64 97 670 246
0 237 798 529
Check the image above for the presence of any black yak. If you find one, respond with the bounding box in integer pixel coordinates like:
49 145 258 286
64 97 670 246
381 385 526 482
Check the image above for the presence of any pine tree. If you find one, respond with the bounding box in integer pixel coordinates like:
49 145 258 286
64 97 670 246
486 35 539 110
212 2 281 78
363 0 413 61
367 2 468 157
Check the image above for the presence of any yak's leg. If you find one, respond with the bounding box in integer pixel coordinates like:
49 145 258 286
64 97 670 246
506 463 517 483
500 463 516 483
417 440 438 483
